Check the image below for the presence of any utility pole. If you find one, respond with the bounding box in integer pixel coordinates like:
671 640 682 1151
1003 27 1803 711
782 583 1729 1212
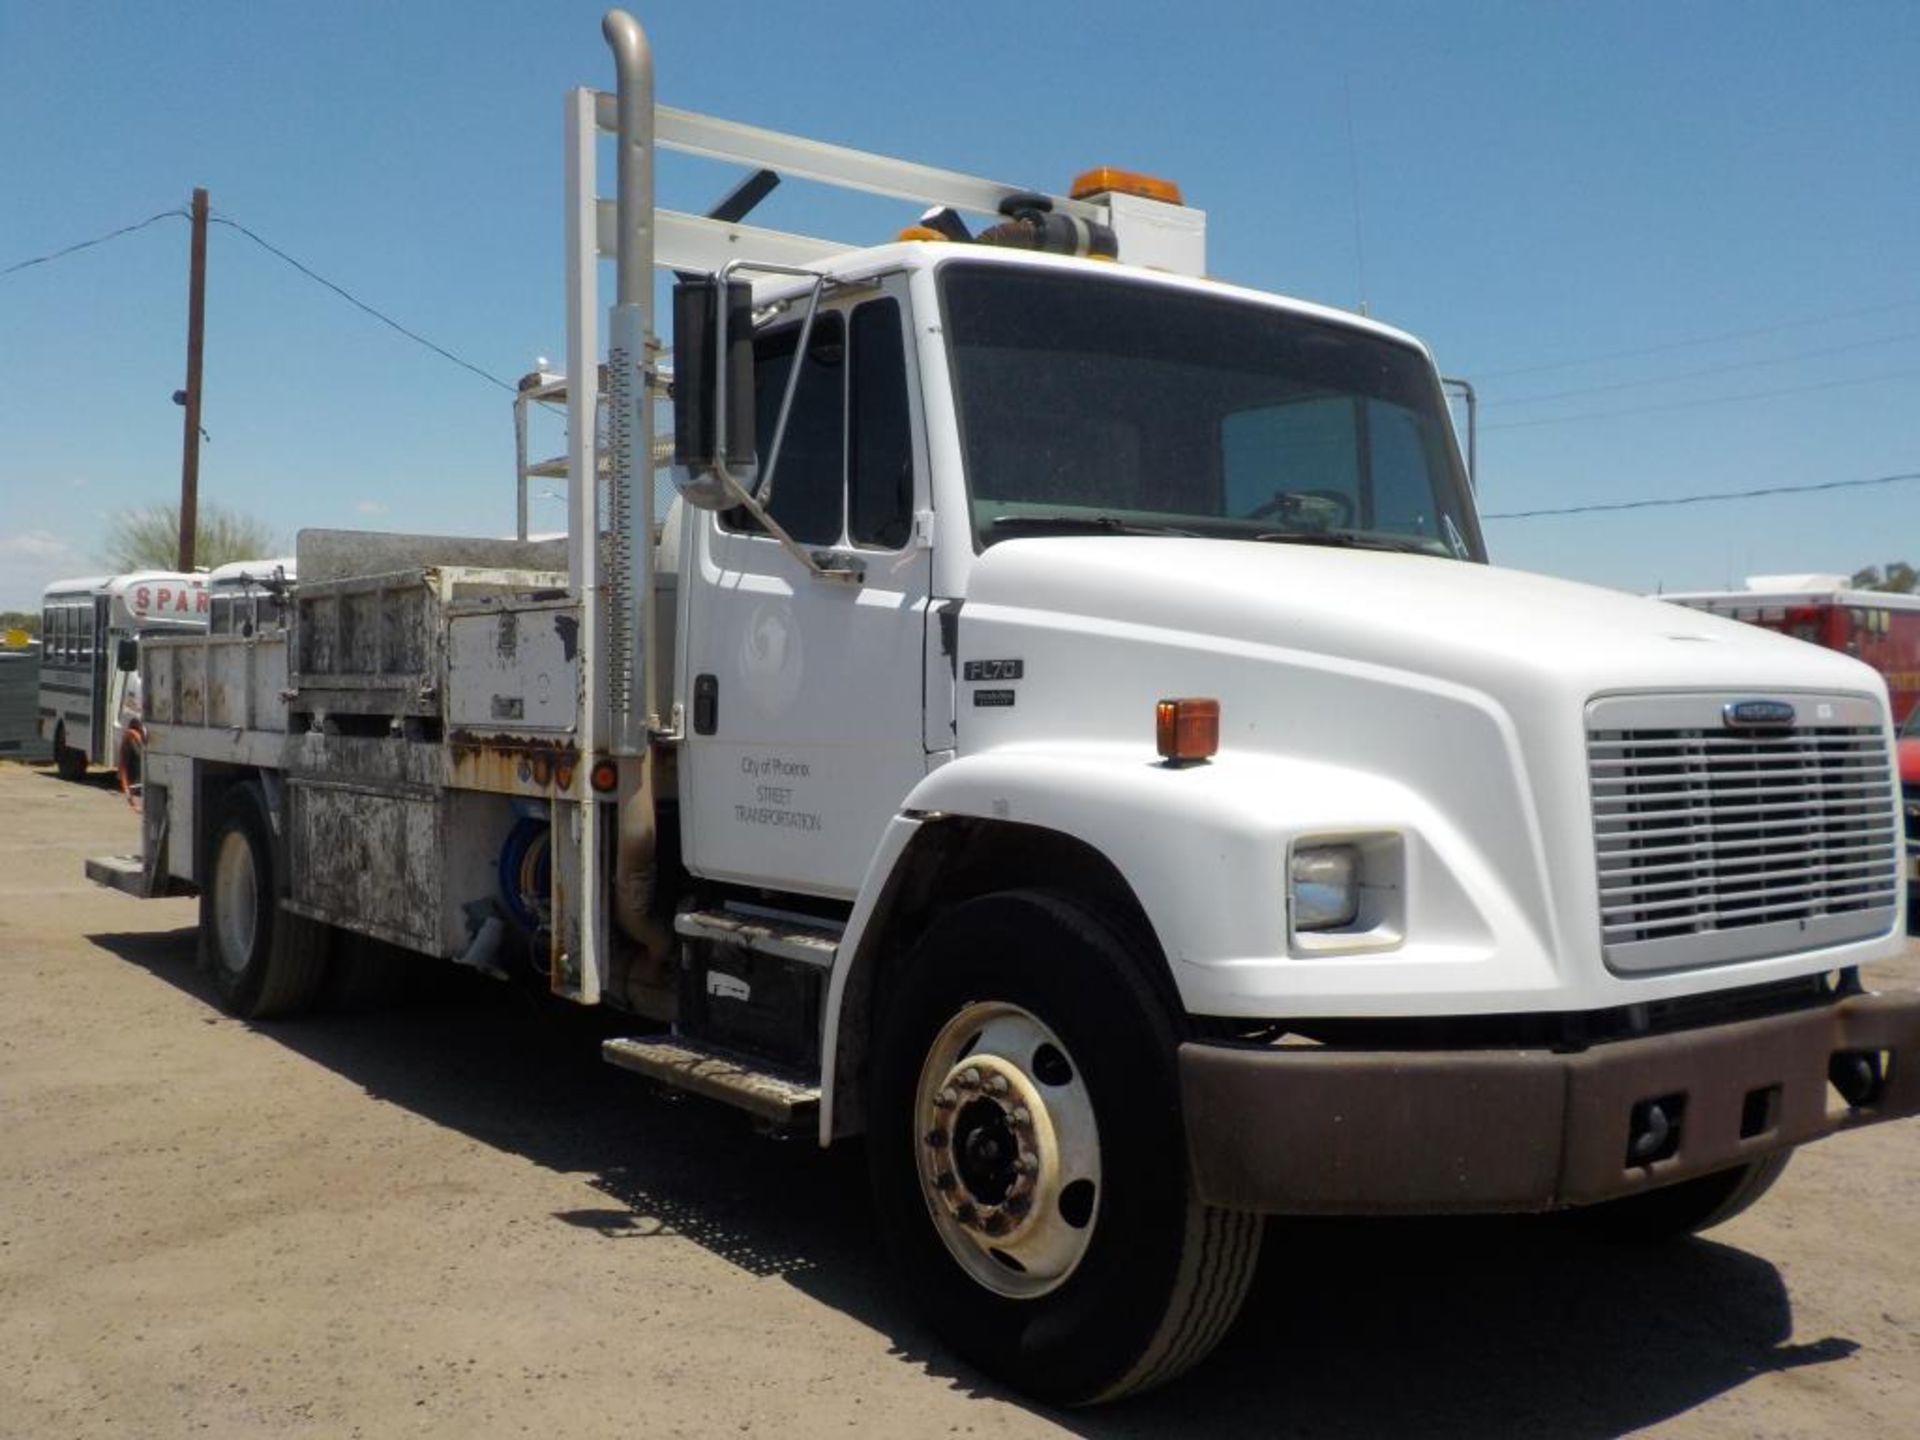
176 187 208 572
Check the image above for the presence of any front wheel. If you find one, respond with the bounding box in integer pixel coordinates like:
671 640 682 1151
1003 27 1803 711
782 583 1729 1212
199 785 329 1019
868 891 1261 1405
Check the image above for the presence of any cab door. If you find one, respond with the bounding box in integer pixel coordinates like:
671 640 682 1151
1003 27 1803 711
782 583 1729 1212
89 595 111 760
681 281 929 899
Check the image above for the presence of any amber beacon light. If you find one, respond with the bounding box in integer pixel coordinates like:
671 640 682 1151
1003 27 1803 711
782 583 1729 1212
1156 697 1219 765
1071 168 1185 205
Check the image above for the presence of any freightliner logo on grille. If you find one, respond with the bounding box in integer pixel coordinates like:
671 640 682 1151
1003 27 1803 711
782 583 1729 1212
1722 699 1797 728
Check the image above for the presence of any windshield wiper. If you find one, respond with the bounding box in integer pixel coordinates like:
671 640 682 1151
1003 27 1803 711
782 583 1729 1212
1252 528 1440 555
988 513 1201 538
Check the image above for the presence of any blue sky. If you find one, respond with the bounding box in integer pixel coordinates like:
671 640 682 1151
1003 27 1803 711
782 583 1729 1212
2 0 1915 609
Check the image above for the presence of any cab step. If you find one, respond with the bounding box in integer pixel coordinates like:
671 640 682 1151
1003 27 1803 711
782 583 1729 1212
602 1034 821 1130
673 905 842 968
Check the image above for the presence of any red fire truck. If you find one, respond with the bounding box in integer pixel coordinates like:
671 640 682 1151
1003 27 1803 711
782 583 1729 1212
1663 575 1920 724
1665 575 1920 928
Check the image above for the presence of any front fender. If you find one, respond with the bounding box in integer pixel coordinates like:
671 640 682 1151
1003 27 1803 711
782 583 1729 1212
897 745 1548 992
818 744 1568 1142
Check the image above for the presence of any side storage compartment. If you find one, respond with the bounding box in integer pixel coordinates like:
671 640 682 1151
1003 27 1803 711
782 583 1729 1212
287 779 445 954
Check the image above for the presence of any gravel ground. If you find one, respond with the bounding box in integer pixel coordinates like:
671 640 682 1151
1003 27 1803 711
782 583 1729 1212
1 759 1915 1439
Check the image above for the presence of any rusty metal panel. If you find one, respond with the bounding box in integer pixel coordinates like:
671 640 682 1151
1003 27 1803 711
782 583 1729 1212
289 566 569 720
283 732 446 790
145 645 177 725
446 732 583 799
177 644 207 727
288 778 444 951
447 602 580 732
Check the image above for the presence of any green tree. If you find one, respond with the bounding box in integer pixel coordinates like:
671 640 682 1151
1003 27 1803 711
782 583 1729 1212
100 503 281 573
1848 562 1917 594
0 611 41 639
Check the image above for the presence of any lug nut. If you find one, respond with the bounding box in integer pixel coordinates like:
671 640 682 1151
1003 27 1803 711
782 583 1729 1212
957 1067 981 1090
1017 1151 1039 1174
985 1073 1010 1095
933 1170 957 1191
924 1129 948 1150
934 1087 958 1109
1010 1106 1031 1126
955 1203 977 1226
981 1212 1007 1236
1005 1194 1031 1217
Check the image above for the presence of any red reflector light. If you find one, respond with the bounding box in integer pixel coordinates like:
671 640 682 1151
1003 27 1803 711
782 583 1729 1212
589 759 619 793
1156 697 1219 764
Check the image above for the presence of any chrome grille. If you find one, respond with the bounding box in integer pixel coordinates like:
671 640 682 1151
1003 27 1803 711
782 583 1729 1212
1587 693 1899 973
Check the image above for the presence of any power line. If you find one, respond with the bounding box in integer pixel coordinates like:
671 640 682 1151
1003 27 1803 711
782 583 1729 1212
1 208 186 277
1485 329 1920 408
1470 297 1920 382
1480 365 1920 432
209 213 516 393
4 203 518 396
1483 470 1920 521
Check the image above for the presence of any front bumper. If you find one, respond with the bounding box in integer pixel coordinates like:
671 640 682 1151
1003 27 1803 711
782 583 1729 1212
1181 990 1920 1215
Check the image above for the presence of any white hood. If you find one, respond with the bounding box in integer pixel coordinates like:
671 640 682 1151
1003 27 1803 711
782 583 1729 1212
963 536 1881 705
946 537 1895 1013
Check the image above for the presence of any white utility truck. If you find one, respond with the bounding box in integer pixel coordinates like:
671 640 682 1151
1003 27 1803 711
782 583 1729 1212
92 11 1919 1404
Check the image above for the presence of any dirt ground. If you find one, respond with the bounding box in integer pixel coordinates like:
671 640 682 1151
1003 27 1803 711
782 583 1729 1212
0 760 1915 1440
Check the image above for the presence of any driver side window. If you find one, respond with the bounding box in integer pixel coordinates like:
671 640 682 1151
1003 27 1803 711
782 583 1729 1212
720 297 914 550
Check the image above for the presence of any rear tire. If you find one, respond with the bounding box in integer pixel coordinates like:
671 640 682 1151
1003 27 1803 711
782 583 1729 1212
867 890 1260 1405
53 724 87 781
1571 1152 1792 1240
199 785 329 1019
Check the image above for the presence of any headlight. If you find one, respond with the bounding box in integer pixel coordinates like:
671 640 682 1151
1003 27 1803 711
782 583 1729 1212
1290 844 1359 931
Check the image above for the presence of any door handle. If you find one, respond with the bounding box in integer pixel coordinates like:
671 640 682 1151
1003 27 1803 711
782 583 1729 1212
806 550 866 585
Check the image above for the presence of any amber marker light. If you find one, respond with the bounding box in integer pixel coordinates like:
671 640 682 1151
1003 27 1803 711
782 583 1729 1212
1070 168 1185 206
589 758 620 794
1156 697 1219 765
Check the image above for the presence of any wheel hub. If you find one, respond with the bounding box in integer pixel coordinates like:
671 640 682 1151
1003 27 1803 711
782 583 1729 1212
924 1054 1051 1242
912 1002 1101 1298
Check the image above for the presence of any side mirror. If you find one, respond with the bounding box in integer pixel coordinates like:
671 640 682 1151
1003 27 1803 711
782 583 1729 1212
671 277 757 510
115 636 139 673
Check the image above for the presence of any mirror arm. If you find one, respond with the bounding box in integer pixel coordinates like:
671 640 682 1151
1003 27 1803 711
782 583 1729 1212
752 274 827 514
713 261 829 514
711 467 862 585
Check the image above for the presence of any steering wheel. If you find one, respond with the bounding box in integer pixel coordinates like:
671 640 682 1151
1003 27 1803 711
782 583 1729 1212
1246 488 1356 528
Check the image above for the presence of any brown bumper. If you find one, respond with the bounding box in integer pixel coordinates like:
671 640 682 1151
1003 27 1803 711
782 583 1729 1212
1181 991 1920 1215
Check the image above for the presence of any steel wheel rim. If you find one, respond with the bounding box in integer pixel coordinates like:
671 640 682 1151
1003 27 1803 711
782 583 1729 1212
913 1000 1102 1299
212 828 258 976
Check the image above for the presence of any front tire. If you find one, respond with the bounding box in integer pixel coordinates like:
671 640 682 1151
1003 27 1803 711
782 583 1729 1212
199 785 328 1019
868 890 1260 1405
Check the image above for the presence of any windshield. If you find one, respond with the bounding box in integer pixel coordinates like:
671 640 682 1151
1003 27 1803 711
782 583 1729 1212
939 262 1484 560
